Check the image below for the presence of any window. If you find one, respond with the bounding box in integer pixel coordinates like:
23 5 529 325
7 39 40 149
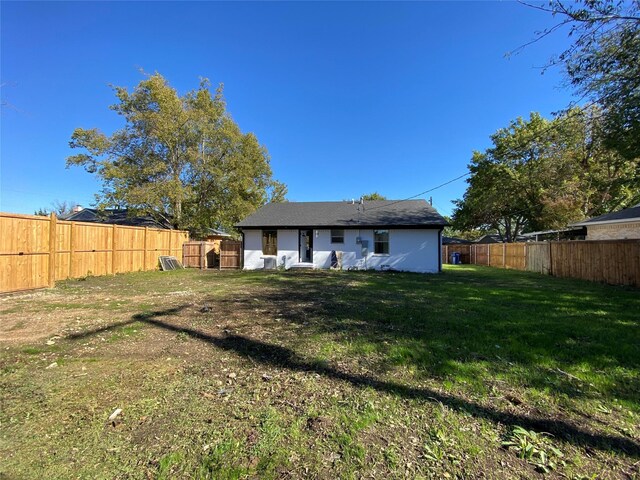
374 230 389 254
330 229 344 244
262 230 277 255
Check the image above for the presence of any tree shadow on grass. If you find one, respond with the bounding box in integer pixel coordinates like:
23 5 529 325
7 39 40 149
234 269 640 406
66 305 640 458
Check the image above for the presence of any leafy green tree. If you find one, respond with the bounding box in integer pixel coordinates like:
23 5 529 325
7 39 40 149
452 108 639 240
361 192 387 201
522 0 640 159
67 73 286 234
442 216 488 241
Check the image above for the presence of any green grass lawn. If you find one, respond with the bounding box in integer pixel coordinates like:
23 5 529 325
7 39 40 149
1 265 639 479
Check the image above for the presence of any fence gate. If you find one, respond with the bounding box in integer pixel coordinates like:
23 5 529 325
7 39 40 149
219 240 242 270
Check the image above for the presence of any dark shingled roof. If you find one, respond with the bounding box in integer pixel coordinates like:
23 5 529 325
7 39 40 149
236 200 447 229
64 208 172 229
573 204 640 225
442 236 473 245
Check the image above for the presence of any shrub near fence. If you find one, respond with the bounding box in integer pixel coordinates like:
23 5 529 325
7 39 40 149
1 212 189 293
443 240 640 287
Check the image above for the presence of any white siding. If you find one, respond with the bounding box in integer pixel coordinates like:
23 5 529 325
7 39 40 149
277 230 298 268
243 228 441 273
243 229 264 270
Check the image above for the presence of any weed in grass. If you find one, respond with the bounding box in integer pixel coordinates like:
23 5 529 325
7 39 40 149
176 331 190 342
107 322 143 343
423 426 461 468
199 435 249 480
252 408 291 477
20 347 42 355
383 445 399 469
157 451 184 479
502 426 565 473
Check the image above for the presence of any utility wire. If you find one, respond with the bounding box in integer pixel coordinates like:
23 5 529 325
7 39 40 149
365 104 610 213
365 172 471 212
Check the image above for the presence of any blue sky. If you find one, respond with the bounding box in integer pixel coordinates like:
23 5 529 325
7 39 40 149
1 1 574 217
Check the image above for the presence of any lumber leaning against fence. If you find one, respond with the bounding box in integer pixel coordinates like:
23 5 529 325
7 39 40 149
442 240 640 287
0 212 189 293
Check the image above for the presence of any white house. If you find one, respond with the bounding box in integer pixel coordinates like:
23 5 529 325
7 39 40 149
236 200 447 273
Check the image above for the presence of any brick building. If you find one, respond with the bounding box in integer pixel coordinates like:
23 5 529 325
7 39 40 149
572 204 640 240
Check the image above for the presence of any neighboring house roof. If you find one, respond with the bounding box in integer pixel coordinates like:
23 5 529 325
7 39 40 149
475 234 527 244
474 234 502 244
206 228 232 237
571 204 640 226
64 208 172 229
442 236 473 245
520 227 586 241
236 200 447 229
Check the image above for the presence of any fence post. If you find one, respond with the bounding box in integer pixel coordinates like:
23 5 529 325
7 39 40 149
503 243 506 268
200 242 205 270
524 243 528 270
548 242 553 276
143 227 149 271
111 224 117 275
48 213 57 287
444 245 448 264
69 222 75 279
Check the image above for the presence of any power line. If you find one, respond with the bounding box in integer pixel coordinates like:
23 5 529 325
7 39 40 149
365 106 606 213
365 172 471 212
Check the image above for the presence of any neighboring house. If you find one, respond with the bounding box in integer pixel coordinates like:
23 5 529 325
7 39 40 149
204 228 232 242
202 228 233 263
64 208 172 229
442 236 473 245
236 200 447 273
571 204 640 240
474 234 527 244
519 227 586 242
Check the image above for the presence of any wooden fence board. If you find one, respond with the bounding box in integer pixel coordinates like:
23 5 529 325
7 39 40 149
488 244 503 268
220 240 242 269
0 212 189 293
183 240 240 269
475 245 489 266
526 243 551 274
505 243 526 270
182 242 214 269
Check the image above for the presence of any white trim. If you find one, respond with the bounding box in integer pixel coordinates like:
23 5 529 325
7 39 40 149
572 217 640 227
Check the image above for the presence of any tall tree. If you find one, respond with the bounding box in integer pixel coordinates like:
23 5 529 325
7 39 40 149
452 109 639 240
521 0 640 159
67 73 286 234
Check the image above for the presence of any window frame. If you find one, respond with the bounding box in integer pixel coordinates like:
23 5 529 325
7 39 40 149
262 230 278 255
330 229 345 244
373 229 390 255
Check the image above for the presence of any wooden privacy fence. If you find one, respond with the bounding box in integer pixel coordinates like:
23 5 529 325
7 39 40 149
220 240 242 269
443 240 640 287
1 212 189 293
182 240 241 270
